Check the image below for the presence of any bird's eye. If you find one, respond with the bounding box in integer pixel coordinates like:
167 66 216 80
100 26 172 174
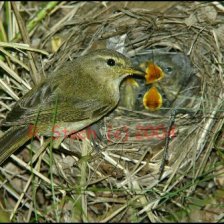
107 58 116 66
164 66 172 73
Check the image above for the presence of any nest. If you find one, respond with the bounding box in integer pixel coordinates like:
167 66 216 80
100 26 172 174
1 2 224 222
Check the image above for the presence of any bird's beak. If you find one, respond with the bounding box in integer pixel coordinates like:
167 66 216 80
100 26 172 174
123 66 146 77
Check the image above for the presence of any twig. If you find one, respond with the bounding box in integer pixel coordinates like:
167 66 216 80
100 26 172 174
11 2 40 85
0 59 31 90
10 151 46 221
159 109 176 180
0 41 49 55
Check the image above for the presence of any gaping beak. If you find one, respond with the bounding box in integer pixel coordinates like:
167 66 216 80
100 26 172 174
124 66 146 77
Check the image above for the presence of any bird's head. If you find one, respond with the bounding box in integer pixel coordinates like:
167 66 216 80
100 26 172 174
78 49 145 84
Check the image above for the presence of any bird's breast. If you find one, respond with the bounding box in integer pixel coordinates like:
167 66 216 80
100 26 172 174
103 79 122 106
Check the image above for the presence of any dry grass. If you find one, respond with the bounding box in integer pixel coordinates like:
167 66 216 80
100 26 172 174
0 1 223 222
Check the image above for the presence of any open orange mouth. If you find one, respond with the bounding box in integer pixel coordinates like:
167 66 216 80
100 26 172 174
143 86 163 111
145 63 164 84
142 62 164 111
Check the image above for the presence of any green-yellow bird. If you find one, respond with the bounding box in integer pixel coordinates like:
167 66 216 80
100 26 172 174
0 49 145 165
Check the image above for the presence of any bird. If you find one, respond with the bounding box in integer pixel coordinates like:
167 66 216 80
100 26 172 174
119 49 197 114
0 49 145 165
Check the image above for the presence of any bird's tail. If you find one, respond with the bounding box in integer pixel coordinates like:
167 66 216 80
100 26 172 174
0 126 31 165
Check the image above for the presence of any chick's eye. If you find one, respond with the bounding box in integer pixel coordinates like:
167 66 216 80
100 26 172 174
164 66 172 73
107 58 115 66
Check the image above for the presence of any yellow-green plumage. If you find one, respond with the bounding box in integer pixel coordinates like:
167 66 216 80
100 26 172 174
0 49 144 165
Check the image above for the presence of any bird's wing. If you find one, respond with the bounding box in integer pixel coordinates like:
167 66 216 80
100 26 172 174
4 76 115 126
